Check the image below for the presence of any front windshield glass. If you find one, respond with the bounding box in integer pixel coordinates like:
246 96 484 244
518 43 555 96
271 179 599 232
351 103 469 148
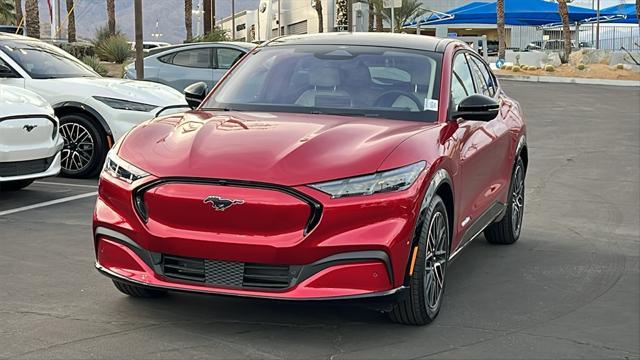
2 40 98 79
204 45 442 121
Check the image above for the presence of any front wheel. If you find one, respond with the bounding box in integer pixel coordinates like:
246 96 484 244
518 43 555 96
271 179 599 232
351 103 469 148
484 156 526 244
59 113 108 178
389 194 450 325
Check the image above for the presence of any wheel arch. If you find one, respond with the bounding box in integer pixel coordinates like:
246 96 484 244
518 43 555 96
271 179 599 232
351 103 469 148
53 102 113 138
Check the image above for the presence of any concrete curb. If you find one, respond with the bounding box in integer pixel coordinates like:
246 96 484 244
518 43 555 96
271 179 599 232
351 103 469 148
496 74 640 87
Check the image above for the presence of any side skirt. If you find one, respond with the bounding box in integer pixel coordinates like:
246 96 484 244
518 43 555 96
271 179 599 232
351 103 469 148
449 202 506 261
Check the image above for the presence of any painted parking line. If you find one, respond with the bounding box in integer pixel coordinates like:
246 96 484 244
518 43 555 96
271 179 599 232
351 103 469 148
0 191 97 217
34 181 98 189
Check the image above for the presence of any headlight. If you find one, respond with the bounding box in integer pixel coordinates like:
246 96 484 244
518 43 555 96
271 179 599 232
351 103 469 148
94 96 157 112
309 161 426 198
103 150 150 183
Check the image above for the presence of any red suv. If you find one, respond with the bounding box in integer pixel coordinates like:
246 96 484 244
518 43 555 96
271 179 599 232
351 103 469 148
94 33 527 325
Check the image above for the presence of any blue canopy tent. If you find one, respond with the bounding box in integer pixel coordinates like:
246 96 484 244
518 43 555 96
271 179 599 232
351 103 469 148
601 4 638 24
405 0 599 27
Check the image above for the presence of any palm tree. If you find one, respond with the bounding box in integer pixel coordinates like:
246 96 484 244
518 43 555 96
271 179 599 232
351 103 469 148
557 0 572 63
497 0 506 59
636 0 639 27
313 0 323 33
24 0 39 39
0 0 15 24
66 0 75 42
107 0 115 36
184 0 192 42
336 0 347 31
14 0 22 26
370 0 384 32
368 1 373 32
382 0 426 33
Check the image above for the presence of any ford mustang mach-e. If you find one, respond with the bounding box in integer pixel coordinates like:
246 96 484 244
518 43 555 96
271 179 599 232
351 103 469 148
94 33 528 325
0 85 63 190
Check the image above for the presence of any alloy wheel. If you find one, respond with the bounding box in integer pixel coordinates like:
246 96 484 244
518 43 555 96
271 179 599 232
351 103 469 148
60 122 95 173
511 164 525 238
424 211 448 311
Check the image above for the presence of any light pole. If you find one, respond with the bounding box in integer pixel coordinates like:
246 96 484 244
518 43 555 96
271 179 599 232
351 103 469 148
232 0 236 40
595 0 601 49
134 0 144 79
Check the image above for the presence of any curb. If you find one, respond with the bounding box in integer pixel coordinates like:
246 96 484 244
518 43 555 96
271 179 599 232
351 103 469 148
496 74 640 87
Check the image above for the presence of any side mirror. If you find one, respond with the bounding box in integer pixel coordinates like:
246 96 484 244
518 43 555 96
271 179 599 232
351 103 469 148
0 63 17 78
452 94 499 122
184 82 208 109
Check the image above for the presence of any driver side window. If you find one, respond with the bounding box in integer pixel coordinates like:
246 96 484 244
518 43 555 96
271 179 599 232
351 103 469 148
451 53 475 109
0 57 18 78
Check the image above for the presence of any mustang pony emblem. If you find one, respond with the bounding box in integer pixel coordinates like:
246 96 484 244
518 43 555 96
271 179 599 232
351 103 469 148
203 196 245 211
23 124 38 132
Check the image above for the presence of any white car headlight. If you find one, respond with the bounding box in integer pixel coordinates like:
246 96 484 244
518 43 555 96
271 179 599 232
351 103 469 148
94 96 157 112
103 150 150 183
309 161 426 198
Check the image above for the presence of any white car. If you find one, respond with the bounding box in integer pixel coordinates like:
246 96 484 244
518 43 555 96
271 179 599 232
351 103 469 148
0 85 63 190
0 33 187 178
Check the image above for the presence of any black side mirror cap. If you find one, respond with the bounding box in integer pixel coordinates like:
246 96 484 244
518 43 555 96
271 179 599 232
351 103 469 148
184 82 208 109
452 94 500 122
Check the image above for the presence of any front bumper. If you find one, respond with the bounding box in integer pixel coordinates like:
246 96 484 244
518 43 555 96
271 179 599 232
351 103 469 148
94 172 428 300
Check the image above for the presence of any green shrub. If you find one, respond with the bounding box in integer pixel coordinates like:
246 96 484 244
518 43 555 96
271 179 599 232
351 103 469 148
81 55 108 76
503 65 513 70
577 63 586 70
190 26 230 42
512 66 521 72
93 25 124 46
544 65 555 72
96 35 131 64
616 63 624 70
57 42 95 58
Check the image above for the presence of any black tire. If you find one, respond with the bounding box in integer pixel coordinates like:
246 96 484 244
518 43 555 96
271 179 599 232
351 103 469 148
112 280 167 298
389 194 450 325
59 113 108 179
484 156 526 245
0 179 34 191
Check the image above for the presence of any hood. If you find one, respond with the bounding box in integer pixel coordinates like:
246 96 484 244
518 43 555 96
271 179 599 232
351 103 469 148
118 111 436 185
28 77 186 107
0 85 54 118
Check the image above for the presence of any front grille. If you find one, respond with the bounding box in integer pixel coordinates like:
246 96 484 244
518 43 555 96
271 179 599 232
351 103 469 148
162 254 291 290
0 156 55 177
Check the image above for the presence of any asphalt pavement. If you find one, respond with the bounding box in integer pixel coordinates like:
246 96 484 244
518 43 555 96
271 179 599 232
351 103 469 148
0 81 638 359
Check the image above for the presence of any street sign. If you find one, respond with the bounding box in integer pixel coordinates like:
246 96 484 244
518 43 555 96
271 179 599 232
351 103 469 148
383 0 402 8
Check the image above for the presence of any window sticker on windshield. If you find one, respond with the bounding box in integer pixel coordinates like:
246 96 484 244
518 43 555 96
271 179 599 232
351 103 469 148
425 99 439 112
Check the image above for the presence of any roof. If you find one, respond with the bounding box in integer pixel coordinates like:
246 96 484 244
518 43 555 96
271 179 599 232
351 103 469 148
408 0 599 27
263 32 455 53
601 4 638 23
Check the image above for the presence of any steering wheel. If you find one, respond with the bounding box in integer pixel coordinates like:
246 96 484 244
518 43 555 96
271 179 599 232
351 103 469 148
373 90 423 111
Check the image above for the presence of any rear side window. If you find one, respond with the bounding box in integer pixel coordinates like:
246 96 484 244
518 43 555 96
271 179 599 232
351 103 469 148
451 53 475 107
167 48 211 68
216 48 244 69
468 55 496 97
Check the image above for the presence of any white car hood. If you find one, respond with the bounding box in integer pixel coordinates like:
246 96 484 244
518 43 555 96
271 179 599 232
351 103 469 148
28 77 186 107
0 85 54 118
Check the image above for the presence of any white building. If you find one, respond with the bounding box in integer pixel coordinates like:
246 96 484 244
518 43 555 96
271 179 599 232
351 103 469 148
217 0 542 49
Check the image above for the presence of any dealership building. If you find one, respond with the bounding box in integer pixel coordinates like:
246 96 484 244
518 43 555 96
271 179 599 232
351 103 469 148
217 0 543 49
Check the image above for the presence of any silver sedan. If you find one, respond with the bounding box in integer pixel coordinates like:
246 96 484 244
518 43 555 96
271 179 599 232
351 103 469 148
124 42 255 92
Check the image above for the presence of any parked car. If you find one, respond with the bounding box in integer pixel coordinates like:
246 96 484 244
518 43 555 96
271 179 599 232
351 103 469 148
128 41 171 52
0 25 23 35
0 33 187 178
94 33 528 325
0 85 63 190
478 40 499 56
123 42 255 91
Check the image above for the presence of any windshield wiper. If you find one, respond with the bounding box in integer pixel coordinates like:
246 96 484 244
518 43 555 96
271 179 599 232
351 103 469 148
310 110 379 117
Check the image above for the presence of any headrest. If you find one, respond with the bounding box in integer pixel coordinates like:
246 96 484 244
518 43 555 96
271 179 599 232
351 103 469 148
310 67 340 88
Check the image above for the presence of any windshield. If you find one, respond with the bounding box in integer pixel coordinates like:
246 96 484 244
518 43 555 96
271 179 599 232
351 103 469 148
204 45 442 121
1 40 98 79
